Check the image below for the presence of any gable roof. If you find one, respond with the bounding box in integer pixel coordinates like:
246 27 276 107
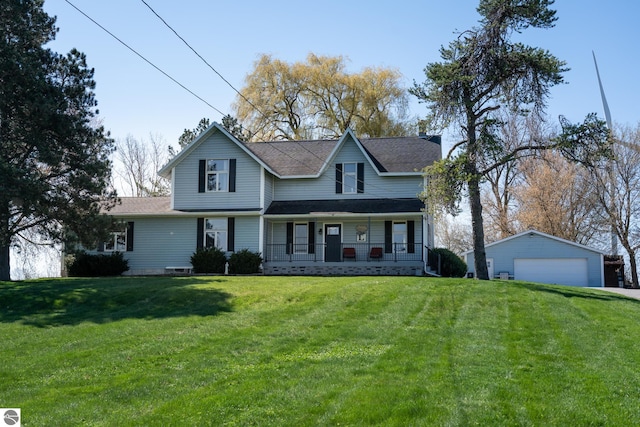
463 229 606 256
243 129 441 177
158 123 441 179
157 122 277 179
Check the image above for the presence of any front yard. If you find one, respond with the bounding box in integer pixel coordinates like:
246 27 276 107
1 276 639 425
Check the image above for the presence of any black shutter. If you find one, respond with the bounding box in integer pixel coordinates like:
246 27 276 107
126 222 134 252
197 218 204 249
335 163 342 194
227 217 235 252
97 241 105 252
384 221 392 253
407 220 415 253
229 159 236 192
286 222 293 254
308 221 315 254
198 159 206 193
357 162 364 193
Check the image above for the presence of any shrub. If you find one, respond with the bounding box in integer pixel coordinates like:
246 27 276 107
190 247 227 274
229 249 262 274
67 251 129 277
432 248 467 278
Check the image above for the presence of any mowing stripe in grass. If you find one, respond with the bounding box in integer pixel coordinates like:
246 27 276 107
4 277 640 425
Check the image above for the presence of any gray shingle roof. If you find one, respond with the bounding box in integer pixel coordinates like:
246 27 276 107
107 197 173 215
242 135 441 176
105 197 261 215
360 136 441 173
241 139 337 176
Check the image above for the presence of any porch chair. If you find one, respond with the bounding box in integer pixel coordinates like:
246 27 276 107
343 247 356 261
369 247 383 261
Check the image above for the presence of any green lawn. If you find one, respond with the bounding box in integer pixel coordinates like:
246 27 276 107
1 276 640 426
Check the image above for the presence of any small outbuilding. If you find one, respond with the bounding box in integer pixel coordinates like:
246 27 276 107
464 229 604 287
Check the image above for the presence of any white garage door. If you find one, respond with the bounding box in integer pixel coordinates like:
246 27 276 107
514 258 588 287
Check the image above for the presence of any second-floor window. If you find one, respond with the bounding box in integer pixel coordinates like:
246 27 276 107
343 162 357 194
335 162 364 194
207 159 229 192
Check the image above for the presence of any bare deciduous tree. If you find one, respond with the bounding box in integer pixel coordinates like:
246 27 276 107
114 134 170 197
481 112 551 242
592 124 640 287
435 215 473 256
514 151 605 246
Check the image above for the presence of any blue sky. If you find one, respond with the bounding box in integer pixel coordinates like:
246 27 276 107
43 0 640 149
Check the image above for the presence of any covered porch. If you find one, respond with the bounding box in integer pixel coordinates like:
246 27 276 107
262 198 439 276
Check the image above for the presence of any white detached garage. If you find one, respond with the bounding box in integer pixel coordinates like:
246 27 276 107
464 230 604 287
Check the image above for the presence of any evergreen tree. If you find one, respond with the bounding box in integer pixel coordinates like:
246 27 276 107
411 0 610 279
0 0 116 280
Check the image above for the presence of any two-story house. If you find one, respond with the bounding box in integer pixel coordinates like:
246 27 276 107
100 123 442 275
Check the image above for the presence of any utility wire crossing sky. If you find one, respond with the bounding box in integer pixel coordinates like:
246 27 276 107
43 0 640 149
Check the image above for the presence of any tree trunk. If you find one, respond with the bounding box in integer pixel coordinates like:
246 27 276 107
0 202 10 281
469 175 489 280
0 244 9 281
627 250 639 288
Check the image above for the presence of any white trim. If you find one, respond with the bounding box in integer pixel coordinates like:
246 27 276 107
317 128 385 177
323 221 344 262
204 158 230 192
462 229 605 256
263 212 424 219
259 167 265 210
158 122 278 179
170 169 175 210
293 222 310 254
258 216 264 255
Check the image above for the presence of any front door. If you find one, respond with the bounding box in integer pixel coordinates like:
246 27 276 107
325 224 342 262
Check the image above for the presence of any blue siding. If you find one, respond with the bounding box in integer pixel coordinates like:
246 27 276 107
109 216 261 274
466 232 603 287
122 217 196 273
172 131 262 210
263 170 274 209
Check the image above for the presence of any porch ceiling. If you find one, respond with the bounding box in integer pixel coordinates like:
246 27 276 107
264 198 424 215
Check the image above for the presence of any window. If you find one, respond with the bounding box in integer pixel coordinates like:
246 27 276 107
206 159 229 192
343 162 357 194
294 223 308 253
105 231 126 252
205 218 227 251
393 221 407 253
335 162 363 194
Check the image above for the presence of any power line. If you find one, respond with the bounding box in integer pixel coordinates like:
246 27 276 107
66 0 428 201
63 0 324 180
139 0 272 135
63 0 226 117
